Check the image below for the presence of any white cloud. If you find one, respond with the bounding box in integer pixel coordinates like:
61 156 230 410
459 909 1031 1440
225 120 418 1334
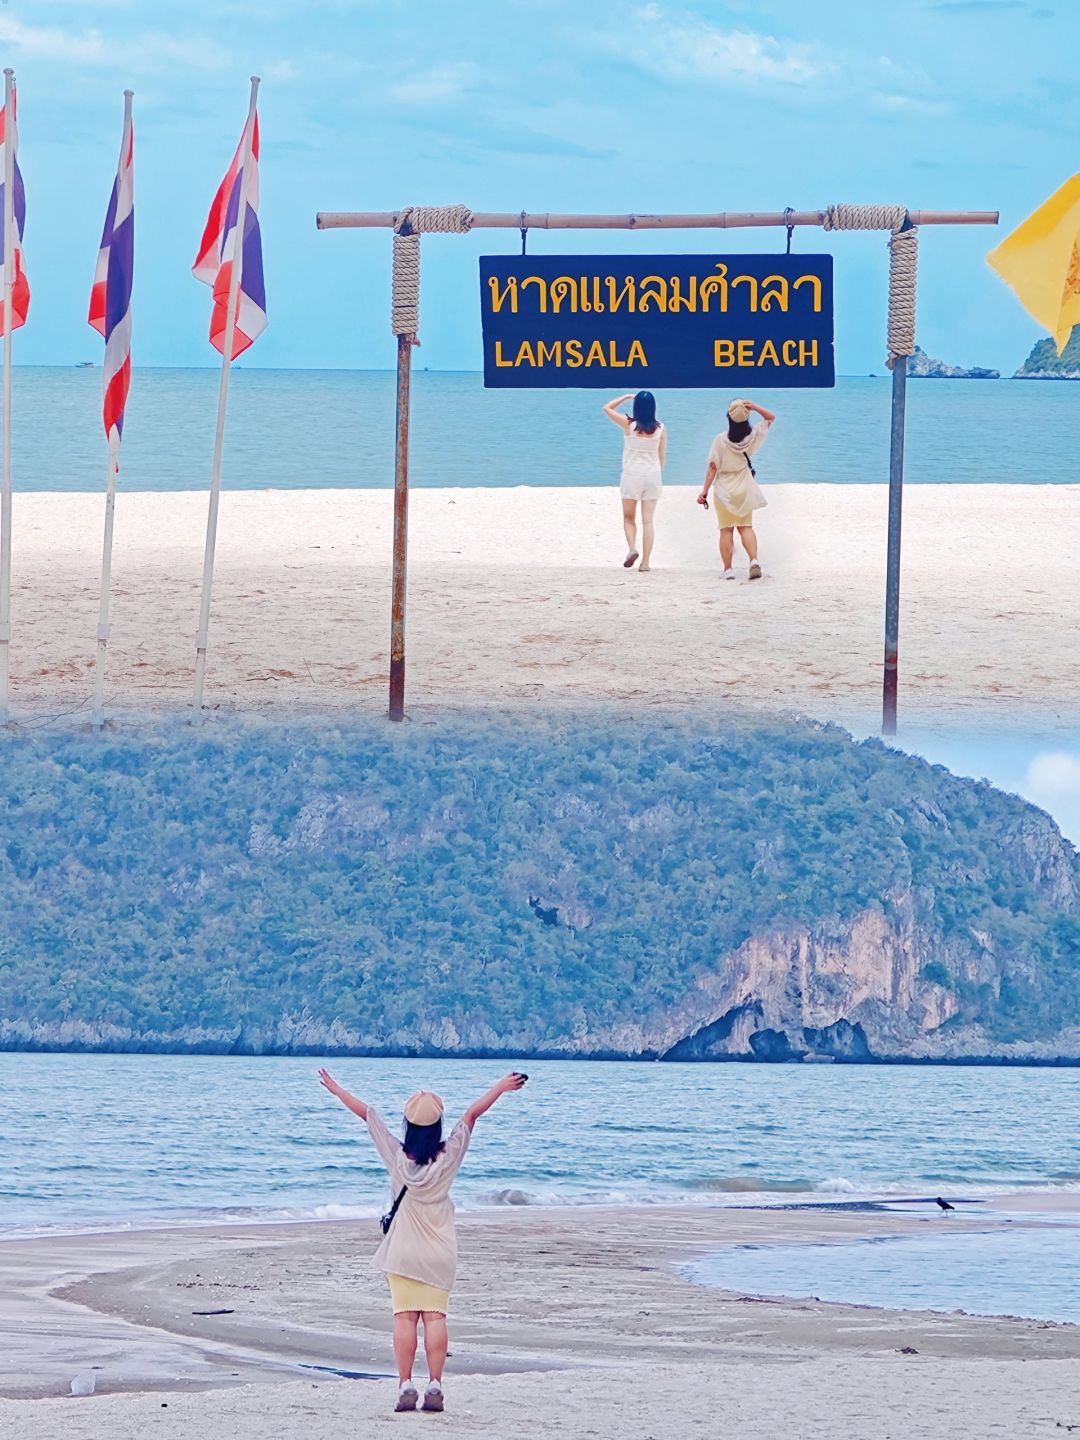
261 60 296 83
871 91 950 118
1021 751 1080 845
0 16 230 72
621 7 829 86
388 61 482 106
612 4 947 116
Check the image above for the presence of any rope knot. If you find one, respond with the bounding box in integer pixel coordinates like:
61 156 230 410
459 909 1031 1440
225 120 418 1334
821 204 919 367
823 203 909 233
885 221 918 368
391 206 474 341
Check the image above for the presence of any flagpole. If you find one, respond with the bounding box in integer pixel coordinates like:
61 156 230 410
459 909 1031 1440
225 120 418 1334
93 446 120 728
192 74 259 717
0 68 15 725
93 88 133 731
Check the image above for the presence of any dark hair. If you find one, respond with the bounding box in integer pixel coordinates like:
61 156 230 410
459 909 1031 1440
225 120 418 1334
727 418 752 443
403 1118 445 1166
631 390 659 435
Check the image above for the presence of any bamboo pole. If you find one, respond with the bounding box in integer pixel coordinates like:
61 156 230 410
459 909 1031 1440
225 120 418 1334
192 75 260 717
0 69 15 724
317 208 998 232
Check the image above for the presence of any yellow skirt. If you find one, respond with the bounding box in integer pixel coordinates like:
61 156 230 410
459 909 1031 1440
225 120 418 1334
387 1273 450 1316
713 495 755 529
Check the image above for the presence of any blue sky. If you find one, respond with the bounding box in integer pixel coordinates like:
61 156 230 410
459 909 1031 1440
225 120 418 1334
3 0 1078 371
891 734 1080 845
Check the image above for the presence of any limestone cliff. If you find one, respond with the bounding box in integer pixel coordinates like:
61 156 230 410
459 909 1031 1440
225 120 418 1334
1015 326 1080 378
1 717 1078 1064
906 345 998 379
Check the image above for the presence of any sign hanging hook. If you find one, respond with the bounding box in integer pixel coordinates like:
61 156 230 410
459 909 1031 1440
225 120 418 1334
784 207 795 255
520 210 528 255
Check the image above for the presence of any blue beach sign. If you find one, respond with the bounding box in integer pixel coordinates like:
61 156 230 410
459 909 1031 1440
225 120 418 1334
480 253 835 389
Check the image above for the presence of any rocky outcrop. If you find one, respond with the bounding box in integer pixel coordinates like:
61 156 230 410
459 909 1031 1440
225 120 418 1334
5 894 1079 1064
906 345 998 379
2 716 1079 1066
1015 326 1080 378
649 908 1072 1063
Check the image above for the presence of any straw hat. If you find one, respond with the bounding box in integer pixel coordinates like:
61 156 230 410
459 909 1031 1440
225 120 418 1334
404 1090 444 1126
727 400 749 423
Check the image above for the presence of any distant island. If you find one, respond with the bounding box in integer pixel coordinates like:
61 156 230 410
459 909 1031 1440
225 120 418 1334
1 715 1078 1066
906 346 999 379
1015 324 1080 379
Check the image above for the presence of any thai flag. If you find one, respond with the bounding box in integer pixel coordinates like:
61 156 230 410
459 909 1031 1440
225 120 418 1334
192 110 266 357
88 100 134 452
0 86 30 335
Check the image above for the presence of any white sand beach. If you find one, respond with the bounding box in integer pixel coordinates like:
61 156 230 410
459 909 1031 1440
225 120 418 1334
4 483 1078 733
2 1205 1078 1437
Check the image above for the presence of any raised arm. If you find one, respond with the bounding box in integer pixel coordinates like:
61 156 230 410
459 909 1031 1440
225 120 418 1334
461 1072 527 1131
319 1068 368 1121
747 400 776 424
602 392 635 429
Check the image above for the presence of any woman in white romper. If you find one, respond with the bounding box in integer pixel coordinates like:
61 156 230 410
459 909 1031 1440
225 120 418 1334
602 390 666 572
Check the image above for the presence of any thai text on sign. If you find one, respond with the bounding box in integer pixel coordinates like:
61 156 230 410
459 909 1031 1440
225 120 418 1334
479 254 835 389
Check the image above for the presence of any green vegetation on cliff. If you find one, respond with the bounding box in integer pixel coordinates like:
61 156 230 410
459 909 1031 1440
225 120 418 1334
1016 324 1080 377
0 716 1077 1060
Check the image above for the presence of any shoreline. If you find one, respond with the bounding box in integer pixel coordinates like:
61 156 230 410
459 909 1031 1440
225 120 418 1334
6 1184 1078 1243
3 1201 1078 1402
5 1039 1080 1065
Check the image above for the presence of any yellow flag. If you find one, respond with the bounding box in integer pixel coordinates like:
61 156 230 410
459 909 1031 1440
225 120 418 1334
987 171 1080 354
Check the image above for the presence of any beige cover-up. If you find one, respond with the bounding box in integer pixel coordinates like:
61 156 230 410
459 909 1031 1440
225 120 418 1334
707 420 771 517
366 1107 472 1292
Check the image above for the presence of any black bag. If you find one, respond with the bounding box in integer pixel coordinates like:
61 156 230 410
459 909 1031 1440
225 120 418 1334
380 1185 407 1235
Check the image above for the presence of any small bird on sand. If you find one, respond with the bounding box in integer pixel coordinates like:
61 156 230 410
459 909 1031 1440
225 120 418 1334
935 1197 955 1214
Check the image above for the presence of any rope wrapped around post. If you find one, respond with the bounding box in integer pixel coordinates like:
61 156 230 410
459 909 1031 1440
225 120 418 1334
391 204 474 342
823 204 918 369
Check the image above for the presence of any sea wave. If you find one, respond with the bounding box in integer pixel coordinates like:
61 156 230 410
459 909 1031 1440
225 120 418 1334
6 1175 1080 1242
680 1177 816 1194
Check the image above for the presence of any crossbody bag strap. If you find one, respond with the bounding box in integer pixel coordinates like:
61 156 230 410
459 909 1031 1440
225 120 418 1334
723 435 756 478
381 1184 408 1234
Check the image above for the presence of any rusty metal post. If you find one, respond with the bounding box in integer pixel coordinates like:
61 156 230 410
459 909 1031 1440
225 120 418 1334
389 333 413 720
882 360 907 736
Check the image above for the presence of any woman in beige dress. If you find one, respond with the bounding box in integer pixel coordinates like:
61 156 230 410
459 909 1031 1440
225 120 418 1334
318 1068 527 1413
697 397 775 580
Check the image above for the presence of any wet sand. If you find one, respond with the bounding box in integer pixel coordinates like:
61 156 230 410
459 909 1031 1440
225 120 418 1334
2 1204 1079 1436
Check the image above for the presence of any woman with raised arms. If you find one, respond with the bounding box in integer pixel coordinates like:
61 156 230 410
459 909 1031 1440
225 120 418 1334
318 1068 528 1414
603 389 666 572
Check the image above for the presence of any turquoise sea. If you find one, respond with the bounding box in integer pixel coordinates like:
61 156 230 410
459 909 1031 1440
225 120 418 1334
685 1225 1080 1325
10 367 1080 492
2 1053 1077 1222
4 1054 1078 1320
